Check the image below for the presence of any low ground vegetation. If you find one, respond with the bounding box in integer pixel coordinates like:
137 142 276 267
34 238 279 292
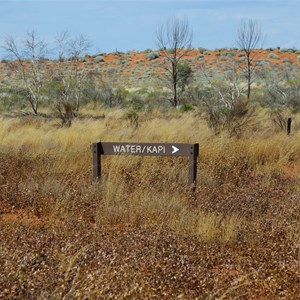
0 46 300 298
0 110 299 298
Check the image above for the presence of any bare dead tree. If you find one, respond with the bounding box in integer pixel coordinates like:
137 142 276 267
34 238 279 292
237 19 264 99
156 17 193 107
3 31 48 115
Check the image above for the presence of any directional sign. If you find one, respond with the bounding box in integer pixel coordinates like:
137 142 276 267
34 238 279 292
172 146 179 154
98 142 196 157
92 142 199 188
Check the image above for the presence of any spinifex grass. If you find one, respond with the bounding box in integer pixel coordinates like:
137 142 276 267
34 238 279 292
0 110 299 299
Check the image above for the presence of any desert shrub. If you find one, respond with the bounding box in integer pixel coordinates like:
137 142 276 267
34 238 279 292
269 109 293 133
144 89 171 112
198 47 207 54
124 109 139 128
130 95 145 111
0 88 28 111
112 50 124 56
195 66 254 136
179 103 194 113
297 55 300 61
107 67 116 75
177 61 193 93
268 53 279 59
260 64 300 112
279 48 289 53
205 99 254 137
225 52 234 57
98 86 129 108
58 101 73 127
146 52 160 61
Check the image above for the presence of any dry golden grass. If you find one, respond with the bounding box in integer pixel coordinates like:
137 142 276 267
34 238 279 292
0 109 299 299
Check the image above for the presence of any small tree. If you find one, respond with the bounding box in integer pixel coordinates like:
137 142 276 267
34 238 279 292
237 19 264 99
3 31 48 115
260 64 300 111
200 57 253 137
53 32 91 125
156 17 193 107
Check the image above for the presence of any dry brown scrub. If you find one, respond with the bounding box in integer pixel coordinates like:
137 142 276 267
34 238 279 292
0 110 299 299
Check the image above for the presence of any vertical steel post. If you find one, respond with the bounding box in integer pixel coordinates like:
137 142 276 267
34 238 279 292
287 118 292 135
92 142 101 180
188 144 199 189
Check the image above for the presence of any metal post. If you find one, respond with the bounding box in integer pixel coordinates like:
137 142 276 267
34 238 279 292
188 144 199 189
92 142 101 180
287 118 292 135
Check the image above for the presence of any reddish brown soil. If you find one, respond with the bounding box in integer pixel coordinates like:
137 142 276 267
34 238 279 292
97 49 300 67
2 48 299 73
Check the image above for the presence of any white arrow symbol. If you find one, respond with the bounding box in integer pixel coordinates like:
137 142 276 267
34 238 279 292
172 146 179 154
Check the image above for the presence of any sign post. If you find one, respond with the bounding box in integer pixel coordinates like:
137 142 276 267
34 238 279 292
287 117 292 135
92 142 199 188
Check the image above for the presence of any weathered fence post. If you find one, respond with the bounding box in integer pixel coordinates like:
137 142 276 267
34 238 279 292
92 142 101 180
188 144 199 192
287 118 292 135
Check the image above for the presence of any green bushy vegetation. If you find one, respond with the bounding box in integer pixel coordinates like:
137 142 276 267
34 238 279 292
146 52 160 60
268 53 279 59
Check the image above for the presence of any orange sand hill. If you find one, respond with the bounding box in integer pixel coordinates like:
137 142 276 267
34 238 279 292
1 48 299 88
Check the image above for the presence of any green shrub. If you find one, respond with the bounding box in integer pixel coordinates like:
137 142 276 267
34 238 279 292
179 103 194 113
124 110 139 128
268 53 279 59
130 95 145 111
94 56 104 63
146 52 160 60
279 48 295 53
257 59 269 65
198 47 207 54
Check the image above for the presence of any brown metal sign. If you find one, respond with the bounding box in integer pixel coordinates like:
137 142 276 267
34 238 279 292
92 142 199 187
99 142 196 156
